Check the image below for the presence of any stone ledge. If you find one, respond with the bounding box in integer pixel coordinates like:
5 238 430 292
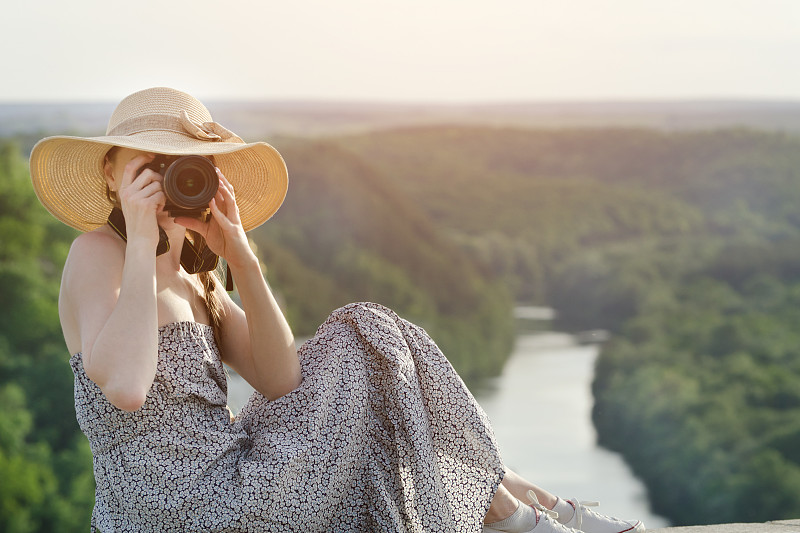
650 520 800 533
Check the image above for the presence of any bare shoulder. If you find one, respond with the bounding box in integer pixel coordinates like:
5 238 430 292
68 228 125 261
59 228 126 354
62 230 126 292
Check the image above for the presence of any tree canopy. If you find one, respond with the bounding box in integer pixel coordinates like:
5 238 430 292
6 123 800 527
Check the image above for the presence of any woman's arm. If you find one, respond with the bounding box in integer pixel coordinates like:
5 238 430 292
217 261 301 400
61 233 160 411
177 170 301 401
60 152 165 411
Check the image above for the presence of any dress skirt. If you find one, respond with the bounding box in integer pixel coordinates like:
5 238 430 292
71 302 506 532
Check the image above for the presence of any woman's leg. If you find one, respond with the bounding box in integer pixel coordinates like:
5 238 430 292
485 484 521 523
500 468 557 509
496 468 647 533
484 478 560 532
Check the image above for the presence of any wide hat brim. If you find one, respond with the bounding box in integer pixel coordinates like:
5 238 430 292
30 130 288 233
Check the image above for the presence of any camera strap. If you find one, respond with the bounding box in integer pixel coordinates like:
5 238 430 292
106 207 233 291
107 207 171 256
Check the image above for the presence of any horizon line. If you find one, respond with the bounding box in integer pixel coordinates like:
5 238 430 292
3 96 800 107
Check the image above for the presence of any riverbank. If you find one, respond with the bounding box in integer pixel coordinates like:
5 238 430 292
650 519 800 532
475 330 670 529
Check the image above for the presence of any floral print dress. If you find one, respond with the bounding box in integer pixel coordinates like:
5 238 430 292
71 302 505 532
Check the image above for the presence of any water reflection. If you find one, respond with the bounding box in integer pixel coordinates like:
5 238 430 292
474 330 670 529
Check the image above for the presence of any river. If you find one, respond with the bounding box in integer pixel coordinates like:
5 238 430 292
474 328 670 528
226 312 670 528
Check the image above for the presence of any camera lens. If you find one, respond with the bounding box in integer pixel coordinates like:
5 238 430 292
162 155 219 212
176 169 203 196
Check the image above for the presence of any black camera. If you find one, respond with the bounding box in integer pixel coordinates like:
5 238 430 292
140 155 219 218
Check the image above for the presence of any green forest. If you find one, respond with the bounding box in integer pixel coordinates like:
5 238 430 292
338 127 800 524
3 123 800 529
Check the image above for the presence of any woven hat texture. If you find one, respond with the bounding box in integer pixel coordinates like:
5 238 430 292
30 87 288 232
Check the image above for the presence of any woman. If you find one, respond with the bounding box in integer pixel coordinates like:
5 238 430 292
30 87 645 533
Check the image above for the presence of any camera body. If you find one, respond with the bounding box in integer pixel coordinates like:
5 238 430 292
141 155 219 218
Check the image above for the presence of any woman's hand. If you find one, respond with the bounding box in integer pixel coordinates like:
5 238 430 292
174 169 254 268
176 169 301 400
116 153 164 249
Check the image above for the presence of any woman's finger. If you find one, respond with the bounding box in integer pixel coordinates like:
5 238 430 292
216 168 233 191
208 198 233 228
216 171 238 203
136 181 164 199
120 179 164 211
215 173 241 223
120 153 155 189
119 169 161 202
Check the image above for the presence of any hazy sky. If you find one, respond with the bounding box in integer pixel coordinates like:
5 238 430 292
3 0 800 103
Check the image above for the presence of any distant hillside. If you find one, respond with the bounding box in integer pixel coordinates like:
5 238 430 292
249 139 515 381
6 100 800 146
333 126 800 307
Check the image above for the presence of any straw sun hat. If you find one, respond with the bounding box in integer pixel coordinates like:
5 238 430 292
30 87 288 232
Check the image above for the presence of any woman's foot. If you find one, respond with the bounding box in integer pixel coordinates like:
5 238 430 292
484 492 646 533
483 495 580 533
554 497 645 533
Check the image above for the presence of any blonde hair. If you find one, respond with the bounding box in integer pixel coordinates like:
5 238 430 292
188 230 225 345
